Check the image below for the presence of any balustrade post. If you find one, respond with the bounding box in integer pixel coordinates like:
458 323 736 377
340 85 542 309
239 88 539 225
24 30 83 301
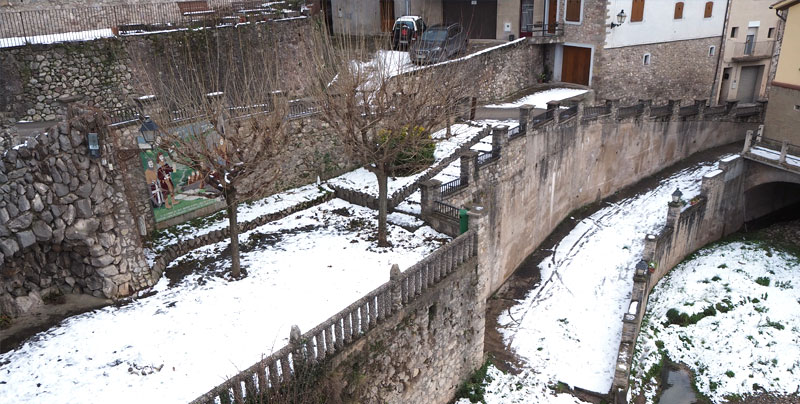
290 325 304 370
419 179 442 222
369 295 377 327
643 234 657 262
576 100 585 122
742 130 754 154
343 312 353 343
390 264 402 313
519 104 533 135
695 99 707 120
334 317 344 349
359 303 368 333
780 142 788 164
756 124 764 143
461 150 478 186
547 101 561 124
492 125 509 157
669 99 682 121
325 325 335 355
638 99 652 118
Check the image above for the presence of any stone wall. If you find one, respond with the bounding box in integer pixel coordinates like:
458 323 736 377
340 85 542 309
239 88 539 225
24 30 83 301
0 106 154 318
0 17 311 122
593 37 722 103
435 99 763 299
188 231 483 404
465 39 545 102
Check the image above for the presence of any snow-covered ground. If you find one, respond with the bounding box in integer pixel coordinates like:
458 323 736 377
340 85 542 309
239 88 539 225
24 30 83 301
750 145 800 168
468 158 726 402
486 88 589 109
630 241 800 403
328 120 514 198
0 29 114 48
0 199 449 404
150 182 328 252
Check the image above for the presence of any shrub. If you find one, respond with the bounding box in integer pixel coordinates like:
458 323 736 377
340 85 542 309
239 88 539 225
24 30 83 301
725 370 735 378
378 126 436 177
755 277 771 287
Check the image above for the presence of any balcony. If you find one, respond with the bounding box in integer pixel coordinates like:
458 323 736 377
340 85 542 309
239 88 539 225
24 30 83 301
521 23 564 44
726 39 775 62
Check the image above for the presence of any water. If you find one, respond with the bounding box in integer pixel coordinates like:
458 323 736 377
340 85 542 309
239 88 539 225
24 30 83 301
658 369 697 404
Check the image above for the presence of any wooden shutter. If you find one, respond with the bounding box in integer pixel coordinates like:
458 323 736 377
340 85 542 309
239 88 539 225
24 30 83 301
631 0 644 22
566 0 581 22
704 2 713 18
674 2 683 19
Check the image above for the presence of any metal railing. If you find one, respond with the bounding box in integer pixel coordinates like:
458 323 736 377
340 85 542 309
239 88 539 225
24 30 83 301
679 104 699 117
726 39 775 60
0 0 303 47
735 104 761 117
583 105 610 118
476 150 498 167
649 103 672 117
440 177 467 197
525 23 564 38
617 104 643 119
559 104 578 121
433 201 460 219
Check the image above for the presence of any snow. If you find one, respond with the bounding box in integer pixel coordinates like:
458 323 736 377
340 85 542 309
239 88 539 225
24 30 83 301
488 158 726 398
486 88 589 109
149 183 329 252
0 29 114 48
704 169 723 178
454 366 586 404
630 242 800 403
750 146 800 167
720 154 740 163
0 199 449 404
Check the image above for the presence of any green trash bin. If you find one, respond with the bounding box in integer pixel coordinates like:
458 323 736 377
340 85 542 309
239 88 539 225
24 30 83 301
459 209 469 234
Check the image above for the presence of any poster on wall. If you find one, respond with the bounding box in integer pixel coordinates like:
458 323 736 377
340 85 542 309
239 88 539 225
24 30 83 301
138 121 222 223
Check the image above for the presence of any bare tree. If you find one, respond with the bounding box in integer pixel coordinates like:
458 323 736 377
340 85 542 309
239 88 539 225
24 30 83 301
130 26 292 278
300 25 475 246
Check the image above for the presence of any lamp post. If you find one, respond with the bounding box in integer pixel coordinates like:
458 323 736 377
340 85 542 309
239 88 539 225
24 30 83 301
139 116 159 146
610 9 626 29
87 132 101 158
670 188 683 206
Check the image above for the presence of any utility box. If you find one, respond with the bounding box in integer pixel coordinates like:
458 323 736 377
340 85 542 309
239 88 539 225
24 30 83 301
459 209 469 234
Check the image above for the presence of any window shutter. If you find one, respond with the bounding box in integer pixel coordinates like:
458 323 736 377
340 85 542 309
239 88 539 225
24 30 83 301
674 2 684 19
566 0 581 22
704 2 713 18
631 0 645 22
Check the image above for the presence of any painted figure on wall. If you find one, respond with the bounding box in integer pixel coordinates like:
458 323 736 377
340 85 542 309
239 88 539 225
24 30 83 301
157 152 176 209
144 159 164 207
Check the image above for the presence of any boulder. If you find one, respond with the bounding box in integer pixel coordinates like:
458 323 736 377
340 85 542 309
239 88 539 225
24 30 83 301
31 194 44 212
7 212 33 232
32 220 53 241
0 238 19 257
0 293 20 317
75 198 92 218
64 218 100 240
16 230 36 249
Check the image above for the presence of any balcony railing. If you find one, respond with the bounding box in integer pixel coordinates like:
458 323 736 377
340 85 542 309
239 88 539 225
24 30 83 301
726 40 775 61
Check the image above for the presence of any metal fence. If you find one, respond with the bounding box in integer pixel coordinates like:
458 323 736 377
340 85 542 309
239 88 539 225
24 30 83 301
440 177 466 197
0 0 303 47
476 150 498 167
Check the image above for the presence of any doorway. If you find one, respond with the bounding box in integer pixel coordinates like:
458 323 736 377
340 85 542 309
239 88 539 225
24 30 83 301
443 0 498 39
561 45 592 85
738 65 764 103
380 0 395 32
719 67 731 103
547 0 557 33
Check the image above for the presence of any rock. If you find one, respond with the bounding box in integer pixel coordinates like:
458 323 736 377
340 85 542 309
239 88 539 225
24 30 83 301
75 198 92 218
102 278 117 297
96 264 118 276
70 261 88 278
101 215 115 232
63 205 75 225
0 238 19 257
0 207 8 223
14 295 36 313
33 182 49 195
32 220 53 241
32 194 44 212
64 218 99 240
98 233 116 249
76 183 92 198
16 230 36 249
18 196 30 212
0 224 9 237
7 212 33 232
0 294 20 317
54 183 69 197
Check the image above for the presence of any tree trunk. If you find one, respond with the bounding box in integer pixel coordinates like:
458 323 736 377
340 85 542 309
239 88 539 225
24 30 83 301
226 190 241 278
376 171 390 247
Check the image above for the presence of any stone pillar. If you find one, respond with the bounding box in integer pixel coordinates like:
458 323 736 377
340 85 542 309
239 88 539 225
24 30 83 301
669 99 682 121
576 100 586 121
638 99 652 118
389 264 402 314
546 101 560 124
756 124 764 143
419 179 442 221
666 199 682 228
466 204 491 300
642 234 657 262
695 99 707 120
460 150 478 186
742 130 753 154
492 125 508 156
780 141 788 164
519 104 534 135
607 99 619 118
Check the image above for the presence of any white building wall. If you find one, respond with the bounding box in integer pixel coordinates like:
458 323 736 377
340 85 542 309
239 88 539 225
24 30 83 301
604 0 726 48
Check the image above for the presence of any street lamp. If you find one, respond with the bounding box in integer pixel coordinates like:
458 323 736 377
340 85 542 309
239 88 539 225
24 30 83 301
87 132 101 158
610 9 626 29
671 188 683 204
139 115 159 145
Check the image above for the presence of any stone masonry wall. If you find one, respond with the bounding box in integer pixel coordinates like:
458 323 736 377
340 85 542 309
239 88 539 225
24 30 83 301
457 102 762 299
593 37 722 103
0 17 311 122
0 106 154 318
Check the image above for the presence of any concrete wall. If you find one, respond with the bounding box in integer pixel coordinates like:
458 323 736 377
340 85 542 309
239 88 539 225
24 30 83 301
330 0 380 34
774 3 800 86
764 84 800 143
604 0 725 48
0 106 155 319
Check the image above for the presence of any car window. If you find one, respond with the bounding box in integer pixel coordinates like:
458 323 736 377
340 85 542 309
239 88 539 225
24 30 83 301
422 29 447 41
415 20 423 32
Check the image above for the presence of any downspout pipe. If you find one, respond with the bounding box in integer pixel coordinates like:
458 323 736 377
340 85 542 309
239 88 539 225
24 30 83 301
710 0 732 103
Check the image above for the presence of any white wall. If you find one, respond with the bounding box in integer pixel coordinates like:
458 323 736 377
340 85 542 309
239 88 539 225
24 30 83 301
604 0 725 48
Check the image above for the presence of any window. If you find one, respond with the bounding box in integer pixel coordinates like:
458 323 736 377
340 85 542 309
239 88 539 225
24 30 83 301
731 27 738 38
708 46 715 56
566 0 582 23
674 2 684 19
643 53 651 65
631 0 645 22
768 27 775 38
704 2 713 18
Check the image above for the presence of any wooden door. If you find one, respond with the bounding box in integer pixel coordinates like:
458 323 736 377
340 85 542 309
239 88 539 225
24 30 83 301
380 0 395 32
562 46 591 86
547 0 557 33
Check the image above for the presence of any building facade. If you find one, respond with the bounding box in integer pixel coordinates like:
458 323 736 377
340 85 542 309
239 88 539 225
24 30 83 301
764 0 800 143
714 0 782 104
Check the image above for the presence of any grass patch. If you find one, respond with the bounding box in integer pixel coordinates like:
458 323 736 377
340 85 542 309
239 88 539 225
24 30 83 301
455 358 494 403
664 305 717 327
725 370 735 378
755 277 771 287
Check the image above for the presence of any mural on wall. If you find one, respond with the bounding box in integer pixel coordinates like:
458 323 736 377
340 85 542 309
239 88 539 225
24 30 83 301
138 120 221 223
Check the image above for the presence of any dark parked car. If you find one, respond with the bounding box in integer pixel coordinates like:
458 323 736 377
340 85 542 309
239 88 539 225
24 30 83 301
409 23 467 64
392 16 426 50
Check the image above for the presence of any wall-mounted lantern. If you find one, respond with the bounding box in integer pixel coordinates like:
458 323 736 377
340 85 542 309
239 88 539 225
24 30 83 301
610 10 626 29
87 132 101 158
671 188 683 204
139 116 159 142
